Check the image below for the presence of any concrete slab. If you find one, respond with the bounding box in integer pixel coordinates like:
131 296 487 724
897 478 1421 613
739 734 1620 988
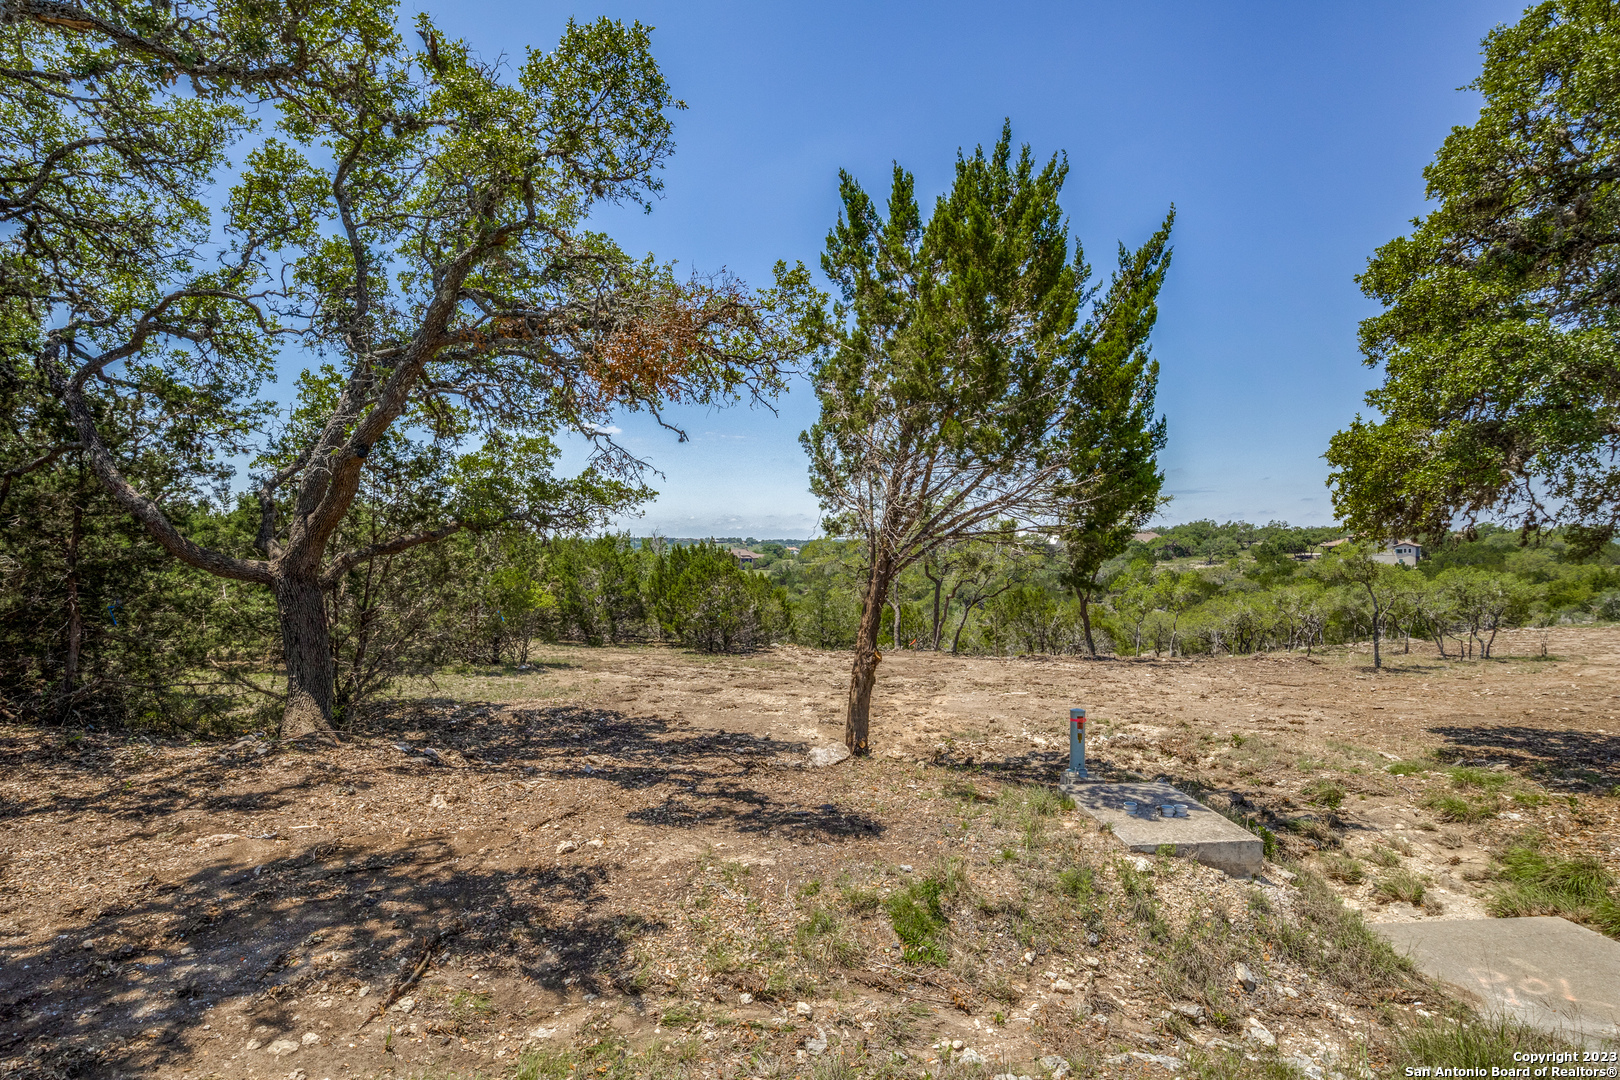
1063 779 1263 878
1374 917 1620 1044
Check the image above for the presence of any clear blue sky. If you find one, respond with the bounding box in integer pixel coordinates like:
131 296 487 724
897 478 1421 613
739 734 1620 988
407 0 1527 539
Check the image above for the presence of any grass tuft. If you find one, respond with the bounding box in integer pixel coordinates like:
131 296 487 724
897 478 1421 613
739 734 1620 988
1490 835 1620 938
1423 791 1499 823
1255 865 1414 994
1448 766 1509 791
1321 853 1364 884
1397 1014 1581 1071
1373 869 1426 906
1302 778 1346 810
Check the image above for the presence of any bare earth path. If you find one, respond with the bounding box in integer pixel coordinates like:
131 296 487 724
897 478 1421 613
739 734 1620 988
0 630 1616 1078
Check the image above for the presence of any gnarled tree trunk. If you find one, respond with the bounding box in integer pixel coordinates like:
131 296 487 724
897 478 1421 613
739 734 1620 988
275 569 335 740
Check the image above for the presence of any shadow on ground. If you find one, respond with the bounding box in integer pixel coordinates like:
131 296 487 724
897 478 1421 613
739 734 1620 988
0 701 888 1076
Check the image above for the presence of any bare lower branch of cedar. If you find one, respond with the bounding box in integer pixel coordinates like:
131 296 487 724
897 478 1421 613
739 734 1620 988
206 658 283 699
321 522 468 588
49 362 273 585
0 441 80 507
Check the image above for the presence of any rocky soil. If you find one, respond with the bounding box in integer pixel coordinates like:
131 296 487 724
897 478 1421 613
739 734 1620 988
0 629 1616 1079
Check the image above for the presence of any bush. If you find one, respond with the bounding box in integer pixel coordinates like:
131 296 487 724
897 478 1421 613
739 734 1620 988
649 542 791 652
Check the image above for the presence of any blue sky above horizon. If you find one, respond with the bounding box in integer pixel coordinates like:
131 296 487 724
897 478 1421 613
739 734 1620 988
408 0 1528 539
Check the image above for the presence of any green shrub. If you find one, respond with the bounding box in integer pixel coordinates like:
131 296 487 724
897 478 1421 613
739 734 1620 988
885 861 966 965
1386 759 1429 776
1058 865 1099 900
649 541 791 652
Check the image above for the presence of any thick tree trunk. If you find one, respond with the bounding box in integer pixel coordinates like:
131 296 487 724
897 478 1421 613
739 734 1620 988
276 570 336 740
845 563 892 754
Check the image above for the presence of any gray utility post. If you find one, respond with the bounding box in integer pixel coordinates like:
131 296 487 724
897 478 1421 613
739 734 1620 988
1065 707 1088 781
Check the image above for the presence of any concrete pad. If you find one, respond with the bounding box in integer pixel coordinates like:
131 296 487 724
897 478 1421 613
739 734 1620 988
1062 780 1263 878
1374 917 1620 1044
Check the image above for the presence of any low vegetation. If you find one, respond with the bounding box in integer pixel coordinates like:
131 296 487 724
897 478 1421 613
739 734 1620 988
1491 836 1620 937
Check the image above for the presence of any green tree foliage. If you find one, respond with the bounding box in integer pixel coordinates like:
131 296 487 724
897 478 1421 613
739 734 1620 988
5 0 817 736
649 541 790 653
805 122 1174 753
1328 1 1620 554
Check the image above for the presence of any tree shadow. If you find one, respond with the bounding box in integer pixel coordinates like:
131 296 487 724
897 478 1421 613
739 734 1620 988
1426 724 1620 789
355 701 887 840
0 700 887 1075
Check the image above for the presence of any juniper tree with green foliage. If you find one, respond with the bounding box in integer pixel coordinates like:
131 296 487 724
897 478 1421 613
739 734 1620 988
804 122 1173 753
4 0 816 736
1328 0 1620 556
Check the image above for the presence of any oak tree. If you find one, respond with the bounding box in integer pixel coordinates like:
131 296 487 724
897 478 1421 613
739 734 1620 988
5 0 814 737
1328 1 1620 555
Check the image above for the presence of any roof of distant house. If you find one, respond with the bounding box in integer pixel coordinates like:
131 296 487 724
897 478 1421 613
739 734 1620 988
1319 538 1352 548
1132 531 1160 543
730 547 762 559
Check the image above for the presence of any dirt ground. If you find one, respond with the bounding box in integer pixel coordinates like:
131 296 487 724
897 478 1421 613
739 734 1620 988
1 628 1617 1080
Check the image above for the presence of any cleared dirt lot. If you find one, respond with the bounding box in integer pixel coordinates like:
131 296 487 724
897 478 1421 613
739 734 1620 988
0 629 1616 1078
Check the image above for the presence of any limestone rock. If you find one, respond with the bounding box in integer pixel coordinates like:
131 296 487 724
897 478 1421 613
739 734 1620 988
1234 961 1260 991
959 1048 987 1066
808 744 851 768
556 839 578 854
265 1039 299 1056
1243 1018 1276 1047
795 1001 813 1018
1038 1055 1071 1078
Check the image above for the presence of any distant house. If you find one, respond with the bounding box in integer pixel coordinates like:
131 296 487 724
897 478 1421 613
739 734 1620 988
1132 531 1160 544
785 546 801 556
730 547 763 568
1372 539 1425 567
1319 538 1352 549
